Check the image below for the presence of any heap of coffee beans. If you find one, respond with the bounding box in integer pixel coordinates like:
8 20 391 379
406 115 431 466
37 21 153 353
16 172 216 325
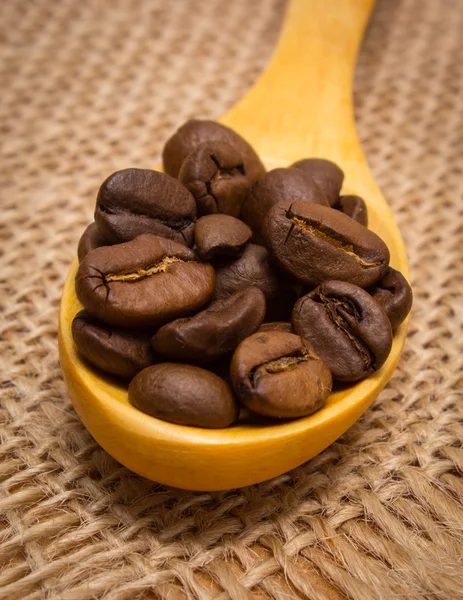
73 119 413 428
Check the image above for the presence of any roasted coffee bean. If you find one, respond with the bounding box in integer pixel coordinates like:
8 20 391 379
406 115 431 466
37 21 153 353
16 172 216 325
94 168 196 247
264 201 389 288
335 195 368 226
258 322 292 333
292 280 392 381
194 214 252 260
129 363 239 428
72 310 156 378
230 331 332 418
291 158 344 206
152 287 266 362
213 244 275 299
213 243 295 321
77 222 109 263
369 267 413 330
241 167 329 243
75 234 215 328
79 220 187 265
162 119 265 183
179 141 252 217
154 235 197 256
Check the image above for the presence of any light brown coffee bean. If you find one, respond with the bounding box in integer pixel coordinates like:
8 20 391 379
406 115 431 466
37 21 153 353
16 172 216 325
194 214 252 260
292 280 393 381
179 141 252 217
163 119 265 183
129 363 239 428
230 331 332 418
264 201 389 288
291 158 344 206
75 234 215 328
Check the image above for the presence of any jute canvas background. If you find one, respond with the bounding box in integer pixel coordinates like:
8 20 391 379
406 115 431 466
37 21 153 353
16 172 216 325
1 0 462 598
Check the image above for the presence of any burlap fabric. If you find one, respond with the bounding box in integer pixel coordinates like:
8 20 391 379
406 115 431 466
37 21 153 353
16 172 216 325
1 0 462 598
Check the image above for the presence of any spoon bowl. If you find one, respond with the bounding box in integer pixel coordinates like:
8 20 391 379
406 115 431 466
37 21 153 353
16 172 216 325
59 0 409 490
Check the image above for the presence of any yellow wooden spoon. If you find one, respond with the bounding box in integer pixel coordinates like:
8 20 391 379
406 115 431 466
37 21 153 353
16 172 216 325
59 0 409 491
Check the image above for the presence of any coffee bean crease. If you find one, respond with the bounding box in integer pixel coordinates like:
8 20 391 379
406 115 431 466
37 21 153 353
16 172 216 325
314 292 374 369
287 211 383 269
105 257 185 283
199 156 246 211
249 349 310 386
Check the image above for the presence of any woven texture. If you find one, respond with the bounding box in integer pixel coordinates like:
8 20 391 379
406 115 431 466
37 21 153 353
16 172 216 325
1 0 463 598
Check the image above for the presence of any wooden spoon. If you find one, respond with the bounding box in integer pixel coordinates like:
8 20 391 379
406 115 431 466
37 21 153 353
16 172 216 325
59 0 409 491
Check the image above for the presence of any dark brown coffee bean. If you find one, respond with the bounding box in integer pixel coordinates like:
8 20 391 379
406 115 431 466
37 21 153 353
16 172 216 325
152 287 266 362
77 222 109 263
75 234 215 328
241 167 329 244
213 243 295 321
129 363 239 428
292 280 392 382
369 267 413 330
94 168 196 247
72 310 156 378
258 322 292 333
162 119 265 183
291 158 344 206
194 214 252 260
179 141 252 217
206 357 233 382
335 195 368 226
264 201 389 288
230 331 332 418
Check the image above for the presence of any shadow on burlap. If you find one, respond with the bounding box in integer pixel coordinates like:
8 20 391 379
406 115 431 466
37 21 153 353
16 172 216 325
1 1 462 598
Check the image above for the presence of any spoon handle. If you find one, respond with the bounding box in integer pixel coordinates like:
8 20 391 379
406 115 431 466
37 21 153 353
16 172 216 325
223 0 375 166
